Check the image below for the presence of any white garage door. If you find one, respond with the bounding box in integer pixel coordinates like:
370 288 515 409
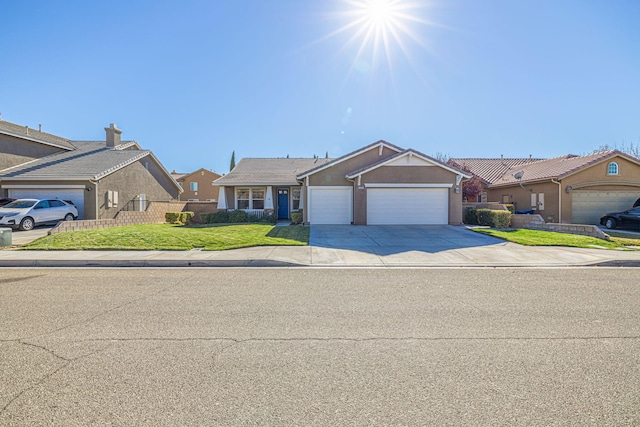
8 188 85 219
572 190 639 225
308 186 352 224
367 188 448 225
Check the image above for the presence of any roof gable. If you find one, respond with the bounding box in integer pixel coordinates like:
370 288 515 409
346 149 472 179
296 140 403 179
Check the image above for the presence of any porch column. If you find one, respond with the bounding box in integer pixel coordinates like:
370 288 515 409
217 186 227 209
265 186 274 210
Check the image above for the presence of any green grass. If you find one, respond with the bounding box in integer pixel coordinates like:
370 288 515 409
23 223 309 251
473 228 640 250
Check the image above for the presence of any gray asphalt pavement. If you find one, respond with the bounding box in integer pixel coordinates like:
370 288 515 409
1 268 638 425
3 224 640 267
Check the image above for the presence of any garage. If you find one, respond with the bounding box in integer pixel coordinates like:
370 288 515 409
308 186 352 224
7 187 86 219
367 187 449 225
571 190 639 225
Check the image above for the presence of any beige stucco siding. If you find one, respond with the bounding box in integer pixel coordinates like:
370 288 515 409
356 166 463 225
97 160 178 219
0 134 65 170
307 146 399 187
487 155 640 223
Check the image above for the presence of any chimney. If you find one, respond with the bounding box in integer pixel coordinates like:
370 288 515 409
105 123 122 148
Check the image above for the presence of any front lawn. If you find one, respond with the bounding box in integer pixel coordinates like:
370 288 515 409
23 223 309 251
473 228 640 250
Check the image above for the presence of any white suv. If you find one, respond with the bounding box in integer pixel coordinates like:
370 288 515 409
0 198 78 231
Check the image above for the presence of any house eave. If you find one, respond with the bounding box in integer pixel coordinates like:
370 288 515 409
0 129 74 151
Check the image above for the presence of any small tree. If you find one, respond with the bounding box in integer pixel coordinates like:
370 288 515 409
325 151 329 159
229 151 236 171
458 165 483 202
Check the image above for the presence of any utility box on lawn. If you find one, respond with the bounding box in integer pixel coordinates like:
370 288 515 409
0 228 12 247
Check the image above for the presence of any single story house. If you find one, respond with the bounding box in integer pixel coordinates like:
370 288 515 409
450 150 640 224
215 140 471 225
171 168 222 201
0 119 182 219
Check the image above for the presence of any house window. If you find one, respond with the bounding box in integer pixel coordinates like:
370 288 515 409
178 182 183 188
292 187 301 210
608 162 619 175
236 188 265 209
190 182 198 191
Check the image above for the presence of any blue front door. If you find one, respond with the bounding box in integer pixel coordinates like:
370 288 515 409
277 188 289 219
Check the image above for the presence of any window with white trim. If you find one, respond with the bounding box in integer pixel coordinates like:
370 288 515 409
190 182 198 191
607 162 619 175
236 188 265 209
292 187 301 210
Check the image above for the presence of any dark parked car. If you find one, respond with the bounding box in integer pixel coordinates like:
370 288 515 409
600 207 640 230
633 197 640 208
0 198 15 207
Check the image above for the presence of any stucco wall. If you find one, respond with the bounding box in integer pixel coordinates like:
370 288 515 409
178 169 221 201
0 133 65 170
487 181 560 222
355 165 463 225
307 146 399 187
96 159 179 219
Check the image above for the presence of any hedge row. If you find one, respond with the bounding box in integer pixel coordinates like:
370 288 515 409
165 211 195 224
199 210 277 224
464 207 511 228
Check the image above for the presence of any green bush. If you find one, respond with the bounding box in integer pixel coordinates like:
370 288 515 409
165 212 181 224
291 212 303 225
464 207 478 225
228 209 248 223
261 212 276 224
476 208 511 228
247 213 262 223
504 204 515 214
201 211 229 224
165 211 195 224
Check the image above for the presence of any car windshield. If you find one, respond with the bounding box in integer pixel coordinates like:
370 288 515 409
3 200 36 209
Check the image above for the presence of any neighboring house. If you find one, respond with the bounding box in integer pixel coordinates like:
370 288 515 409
171 168 222 201
215 140 471 225
0 119 182 220
450 150 640 224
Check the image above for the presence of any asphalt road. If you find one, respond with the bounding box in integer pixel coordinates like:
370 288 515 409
1 268 639 426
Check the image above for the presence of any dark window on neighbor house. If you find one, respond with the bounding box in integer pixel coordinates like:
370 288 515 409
190 182 198 191
292 187 301 210
252 189 265 209
608 162 619 175
178 182 183 188
237 189 250 209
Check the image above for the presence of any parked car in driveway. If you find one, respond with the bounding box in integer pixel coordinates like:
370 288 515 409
600 207 640 230
0 198 78 231
0 198 15 207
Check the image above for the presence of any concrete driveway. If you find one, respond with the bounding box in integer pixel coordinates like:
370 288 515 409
4 225 53 246
310 225 502 254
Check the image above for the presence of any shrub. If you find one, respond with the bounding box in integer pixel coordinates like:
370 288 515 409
291 211 303 225
165 212 181 224
181 212 195 224
228 209 248 223
261 212 276 224
476 208 511 228
504 204 515 214
247 213 262 223
464 207 478 225
201 211 229 224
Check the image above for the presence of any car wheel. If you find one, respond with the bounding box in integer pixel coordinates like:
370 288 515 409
64 213 75 221
19 217 35 231
605 218 616 229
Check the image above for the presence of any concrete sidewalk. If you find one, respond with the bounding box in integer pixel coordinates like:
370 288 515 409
2 241 640 267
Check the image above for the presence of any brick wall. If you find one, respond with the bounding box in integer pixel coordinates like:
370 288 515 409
49 201 188 234
511 214 610 240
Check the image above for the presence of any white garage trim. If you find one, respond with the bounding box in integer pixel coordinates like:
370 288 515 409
2 184 86 189
367 188 448 225
308 186 352 224
571 190 639 225
7 188 86 220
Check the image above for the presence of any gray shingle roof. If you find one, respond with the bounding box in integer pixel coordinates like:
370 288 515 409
0 141 151 181
215 158 334 186
0 119 76 150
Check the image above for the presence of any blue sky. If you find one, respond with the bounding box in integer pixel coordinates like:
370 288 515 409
2 0 639 174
